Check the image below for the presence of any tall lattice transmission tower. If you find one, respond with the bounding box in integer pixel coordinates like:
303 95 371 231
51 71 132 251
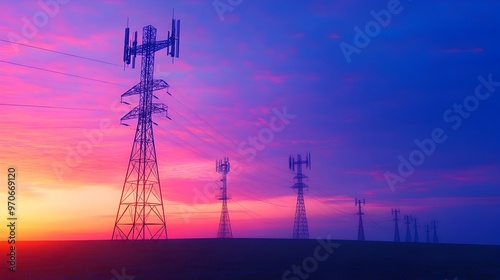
355 198 365 241
112 16 181 240
413 217 419 243
392 209 400 242
216 157 233 238
289 153 311 239
404 215 412 242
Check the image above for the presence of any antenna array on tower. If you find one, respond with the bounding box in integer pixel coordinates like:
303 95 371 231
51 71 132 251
123 13 181 69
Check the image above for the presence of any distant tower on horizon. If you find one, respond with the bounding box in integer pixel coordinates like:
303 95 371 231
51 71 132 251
413 217 419 243
425 224 431 243
355 198 366 241
289 153 311 239
392 209 400 242
432 220 439 243
404 215 412 242
216 157 233 238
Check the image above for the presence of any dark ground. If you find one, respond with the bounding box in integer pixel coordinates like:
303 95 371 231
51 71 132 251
1 238 499 280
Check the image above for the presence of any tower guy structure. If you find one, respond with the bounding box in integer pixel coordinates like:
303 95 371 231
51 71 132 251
216 157 233 238
392 209 400 242
404 215 412 242
112 16 181 240
355 198 365 241
289 153 311 239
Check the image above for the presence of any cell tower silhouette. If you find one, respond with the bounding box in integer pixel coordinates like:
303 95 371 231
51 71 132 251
289 153 311 239
392 209 400 242
216 158 233 238
404 215 412 242
413 217 419 243
432 220 439 243
355 198 366 241
425 224 430 243
112 15 181 240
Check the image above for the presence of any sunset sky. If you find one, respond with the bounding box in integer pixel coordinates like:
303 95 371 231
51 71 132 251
0 0 499 244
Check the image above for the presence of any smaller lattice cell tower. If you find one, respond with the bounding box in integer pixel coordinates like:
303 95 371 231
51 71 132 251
413 217 419 243
355 198 365 241
289 153 311 239
216 157 232 238
404 215 412 242
392 209 400 242
431 220 439 243
425 223 431 243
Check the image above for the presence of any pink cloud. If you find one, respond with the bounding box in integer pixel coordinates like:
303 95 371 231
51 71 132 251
252 69 286 83
343 169 385 181
223 13 241 23
291 32 304 38
237 43 247 52
329 33 341 39
302 73 320 81
437 165 500 185
291 138 341 145
248 106 271 114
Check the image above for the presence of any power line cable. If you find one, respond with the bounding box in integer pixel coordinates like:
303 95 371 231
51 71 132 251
0 38 122 67
0 60 126 87
0 102 100 111
231 199 266 219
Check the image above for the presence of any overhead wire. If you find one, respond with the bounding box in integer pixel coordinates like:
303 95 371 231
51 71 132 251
154 124 292 206
230 190 290 208
1 37 277 176
162 106 293 187
0 60 126 87
0 103 100 111
2 40 345 223
0 38 123 67
169 87 291 174
1 42 291 184
159 103 354 216
231 199 266 219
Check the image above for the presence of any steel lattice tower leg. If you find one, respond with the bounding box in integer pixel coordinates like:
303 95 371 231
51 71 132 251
355 199 365 241
289 154 311 239
218 199 232 238
112 25 173 240
293 187 308 239
216 158 232 238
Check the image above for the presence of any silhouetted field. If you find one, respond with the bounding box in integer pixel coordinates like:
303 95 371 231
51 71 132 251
1 238 499 279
